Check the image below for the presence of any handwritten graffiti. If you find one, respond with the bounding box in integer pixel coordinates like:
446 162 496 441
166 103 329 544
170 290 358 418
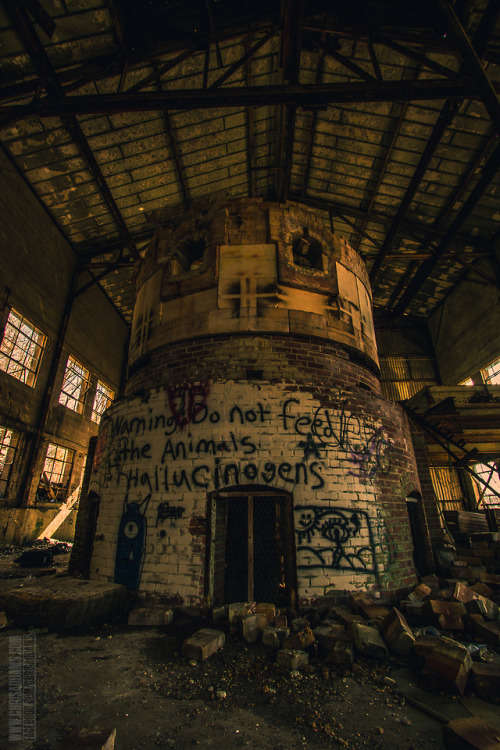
114 494 150 589
118 458 325 495
156 501 185 524
295 505 376 573
95 388 395 503
348 428 392 480
282 398 393 479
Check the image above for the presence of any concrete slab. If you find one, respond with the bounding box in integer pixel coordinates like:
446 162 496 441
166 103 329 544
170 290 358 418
0 576 128 630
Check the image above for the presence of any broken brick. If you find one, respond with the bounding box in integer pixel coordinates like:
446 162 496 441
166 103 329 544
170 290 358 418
472 663 500 703
240 614 260 643
127 608 174 627
262 626 290 648
182 629 225 661
421 636 472 695
352 623 389 661
324 635 354 666
442 716 500 750
282 626 315 651
349 593 390 620
473 620 500 648
277 650 309 670
408 584 432 602
380 608 415 656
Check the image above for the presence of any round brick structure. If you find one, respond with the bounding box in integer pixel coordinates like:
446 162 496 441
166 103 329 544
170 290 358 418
86 200 426 608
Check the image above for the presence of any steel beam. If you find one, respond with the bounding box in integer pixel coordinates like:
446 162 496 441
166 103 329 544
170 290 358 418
394 139 500 315
438 0 500 136
2 79 500 119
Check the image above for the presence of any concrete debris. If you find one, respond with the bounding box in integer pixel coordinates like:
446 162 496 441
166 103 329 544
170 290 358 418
442 716 500 750
128 608 174 627
182 629 225 662
352 623 389 661
276 649 309 670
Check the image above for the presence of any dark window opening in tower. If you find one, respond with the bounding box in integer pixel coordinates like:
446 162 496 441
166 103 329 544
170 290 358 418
292 229 323 271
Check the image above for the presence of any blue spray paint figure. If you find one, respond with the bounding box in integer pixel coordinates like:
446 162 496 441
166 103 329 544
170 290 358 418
114 494 150 589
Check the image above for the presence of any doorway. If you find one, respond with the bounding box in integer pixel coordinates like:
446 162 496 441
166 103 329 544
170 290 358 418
406 492 429 576
210 489 297 608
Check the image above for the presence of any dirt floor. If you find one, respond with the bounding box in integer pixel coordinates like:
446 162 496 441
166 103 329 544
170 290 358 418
0 546 499 750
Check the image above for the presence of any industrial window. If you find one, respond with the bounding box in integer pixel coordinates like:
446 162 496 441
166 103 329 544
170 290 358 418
0 309 46 387
459 356 500 386
0 426 18 497
472 462 500 509
59 355 90 413
39 443 74 502
91 380 114 424
482 357 500 385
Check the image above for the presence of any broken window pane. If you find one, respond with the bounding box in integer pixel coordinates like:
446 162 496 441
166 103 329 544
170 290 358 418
91 380 114 424
59 355 91 413
472 462 500 508
0 425 17 497
39 442 74 502
0 309 46 387
481 357 500 385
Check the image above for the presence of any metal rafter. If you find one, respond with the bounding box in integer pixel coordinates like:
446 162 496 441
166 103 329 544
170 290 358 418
303 32 376 82
245 35 256 197
394 138 500 315
377 36 459 79
438 0 500 136
5 0 140 261
6 79 500 120
389 129 497 309
286 192 491 253
301 37 325 197
369 98 459 283
369 0 500 286
151 61 190 211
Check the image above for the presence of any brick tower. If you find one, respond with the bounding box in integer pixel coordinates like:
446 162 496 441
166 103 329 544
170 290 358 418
81 199 429 608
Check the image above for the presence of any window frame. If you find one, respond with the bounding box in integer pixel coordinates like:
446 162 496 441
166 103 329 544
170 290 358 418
91 379 114 424
0 425 18 497
39 442 74 502
58 355 91 414
0 308 46 387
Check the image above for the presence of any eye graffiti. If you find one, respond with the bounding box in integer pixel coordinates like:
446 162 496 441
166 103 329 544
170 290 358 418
114 494 150 590
295 505 376 573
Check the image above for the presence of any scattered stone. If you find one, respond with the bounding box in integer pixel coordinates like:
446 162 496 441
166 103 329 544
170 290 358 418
128 608 174 627
381 608 415 656
352 623 388 661
240 614 259 643
442 716 500 750
254 602 275 624
472 662 500 703
276 649 309 670
420 636 472 695
324 637 354 666
408 584 432 602
182 629 225 662
228 602 255 625
56 727 116 749
473 620 500 648
262 625 290 648
350 592 390 620
282 626 315 651
215 690 227 699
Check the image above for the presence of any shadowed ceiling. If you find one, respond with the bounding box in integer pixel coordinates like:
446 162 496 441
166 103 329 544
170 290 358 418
1 0 500 324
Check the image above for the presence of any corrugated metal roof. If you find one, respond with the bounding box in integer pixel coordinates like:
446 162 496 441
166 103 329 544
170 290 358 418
1 0 500 324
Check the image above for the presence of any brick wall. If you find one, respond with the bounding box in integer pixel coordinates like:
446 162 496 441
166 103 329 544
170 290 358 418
0 146 128 511
429 257 500 384
88 362 422 606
